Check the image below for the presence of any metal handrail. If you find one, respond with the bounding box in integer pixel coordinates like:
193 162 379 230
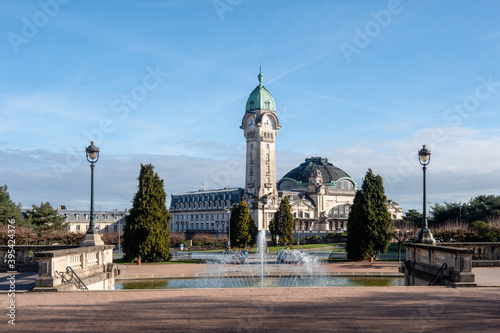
428 262 447 286
56 266 89 290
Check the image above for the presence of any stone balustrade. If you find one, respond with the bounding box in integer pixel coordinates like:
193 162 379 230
439 242 500 266
402 243 475 286
33 245 118 291
0 245 78 272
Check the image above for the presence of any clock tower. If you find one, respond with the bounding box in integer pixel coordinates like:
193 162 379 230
241 69 281 230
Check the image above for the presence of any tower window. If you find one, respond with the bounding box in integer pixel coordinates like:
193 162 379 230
267 176 270 184
266 144 269 150
266 154 269 161
266 164 270 173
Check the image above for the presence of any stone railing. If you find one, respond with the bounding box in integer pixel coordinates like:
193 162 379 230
0 245 78 272
34 245 118 291
439 242 500 267
401 243 475 286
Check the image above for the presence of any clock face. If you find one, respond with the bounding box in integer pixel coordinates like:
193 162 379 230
247 118 255 129
263 117 272 129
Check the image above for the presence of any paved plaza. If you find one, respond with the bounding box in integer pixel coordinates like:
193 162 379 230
1 262 500 332
3 285 500 332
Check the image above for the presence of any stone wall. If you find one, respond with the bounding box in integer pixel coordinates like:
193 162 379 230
439 242 500 267
33 245 118 291
0 245 78 272
401 243 476 287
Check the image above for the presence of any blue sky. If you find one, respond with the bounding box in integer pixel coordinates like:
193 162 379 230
1 0 500 212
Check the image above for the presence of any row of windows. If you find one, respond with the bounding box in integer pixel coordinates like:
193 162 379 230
293 212 311 218
171 221 228 231
63 213 125 221
174 213 230 221
295 220 347 231
67 224 126 232
175 201 231 211
177 193 233 203
290 205 351 220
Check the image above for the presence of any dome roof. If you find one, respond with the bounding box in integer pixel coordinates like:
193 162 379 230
278 157 357 190
245 69 276 112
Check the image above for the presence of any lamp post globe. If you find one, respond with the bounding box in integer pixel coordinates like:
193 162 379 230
81 141 105 246
86 141 100 162
416 145 436 245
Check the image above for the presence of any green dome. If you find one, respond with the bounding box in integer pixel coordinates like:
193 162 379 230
277 157 358 191
245 69 276 112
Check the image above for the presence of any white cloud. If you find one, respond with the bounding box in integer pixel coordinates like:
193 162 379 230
2 125 499 215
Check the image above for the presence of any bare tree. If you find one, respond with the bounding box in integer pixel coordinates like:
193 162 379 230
392 220 418 261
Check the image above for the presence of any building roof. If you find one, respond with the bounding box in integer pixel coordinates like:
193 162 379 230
245 68 276 112
278 157 357 189
172 187 243 196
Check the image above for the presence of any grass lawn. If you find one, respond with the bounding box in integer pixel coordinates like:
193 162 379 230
387 242 407 252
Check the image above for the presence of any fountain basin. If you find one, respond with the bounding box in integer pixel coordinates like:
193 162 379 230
116 276 404 289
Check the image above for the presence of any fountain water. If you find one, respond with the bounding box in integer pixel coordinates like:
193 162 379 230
116 233 405 289
198 230 327 288
257 229 266 287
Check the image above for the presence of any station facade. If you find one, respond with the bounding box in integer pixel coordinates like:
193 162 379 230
169 69 403 235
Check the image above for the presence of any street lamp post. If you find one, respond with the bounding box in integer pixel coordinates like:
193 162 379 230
118 217 121 253
80 141 104 246
416 145 436 245
226 209 231 250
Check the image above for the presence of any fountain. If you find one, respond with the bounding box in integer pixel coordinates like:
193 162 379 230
115 230 404 289
195 230 328 288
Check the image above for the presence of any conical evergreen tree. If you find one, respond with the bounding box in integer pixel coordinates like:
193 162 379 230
269 196 294 245
230 201 256 248
122 164 171 262
345 169 392 261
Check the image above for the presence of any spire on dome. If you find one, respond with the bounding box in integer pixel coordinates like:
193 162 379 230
245 67 276 112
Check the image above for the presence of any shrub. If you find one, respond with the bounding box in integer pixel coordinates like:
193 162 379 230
170 233 186 247
469 220 500 242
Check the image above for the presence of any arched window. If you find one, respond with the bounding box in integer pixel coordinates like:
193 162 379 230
278 180 297 190
336 180 354 190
